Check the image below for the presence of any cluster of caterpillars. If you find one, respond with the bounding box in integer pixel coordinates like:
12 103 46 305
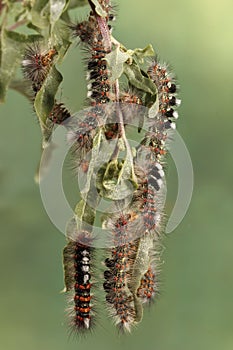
21 0 180 335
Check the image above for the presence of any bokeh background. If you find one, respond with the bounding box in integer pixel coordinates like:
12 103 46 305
1 0 233 349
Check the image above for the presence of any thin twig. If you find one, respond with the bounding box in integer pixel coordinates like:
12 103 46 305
115 80 135 167
96 15 112 52
7 19 27 31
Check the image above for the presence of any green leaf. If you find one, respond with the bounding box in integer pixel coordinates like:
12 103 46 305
89 0 107 17
68 0 88 9
148 95 159 118
132 294 144 324
97 145 137 201
74 130 103 230
81 129 103 196
75 199 96 228
102 162 134 200
0 30 41 103
34 65 63 141
31 0 50 29
133 44 155 63
102 160 126 198
105 46 131 81
128 235 154 322
50 19 71 62
105 45 155 82
129 235 154 293
62 240 76 291
123 61 157 96
49 0 69 28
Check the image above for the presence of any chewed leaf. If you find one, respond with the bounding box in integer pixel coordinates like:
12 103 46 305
148 95 159 118
89 0 107 17
133 44 155 63
98 145 137 201
101 159 133 200
34 65 63 126
50 0 68 28
129 236 154 324
106 45 155 81
130 236 154 290
123 61 157 96
50 20 71 62
67 0 88 9
105 47 131 81
31 0 70 29
31 1 50 29
63 240 76 291
81 130 103 195
75 199 96 228
74 130 103 230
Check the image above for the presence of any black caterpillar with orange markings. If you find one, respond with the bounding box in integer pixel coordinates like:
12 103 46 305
70 2 114 106
63 231 94 332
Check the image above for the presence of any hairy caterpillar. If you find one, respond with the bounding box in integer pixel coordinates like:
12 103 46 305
22 42 71 125
63 230 95 333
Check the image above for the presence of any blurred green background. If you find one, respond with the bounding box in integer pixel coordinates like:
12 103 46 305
1 0 233 349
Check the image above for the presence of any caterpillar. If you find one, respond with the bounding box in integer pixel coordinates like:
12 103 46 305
134 58 181 164
68 3 118 170
132 160 165 235
103 206 162 332
136 236 162 305
147 59 180 130
48 103 71 125
86 39 113 106
63 4 119 333
22 42 71 125
137 265 157 303
67 106 106 170
63 230 95 333
70 2 115 106
22 43 57 94
143 59 180 155
103 210 140 332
